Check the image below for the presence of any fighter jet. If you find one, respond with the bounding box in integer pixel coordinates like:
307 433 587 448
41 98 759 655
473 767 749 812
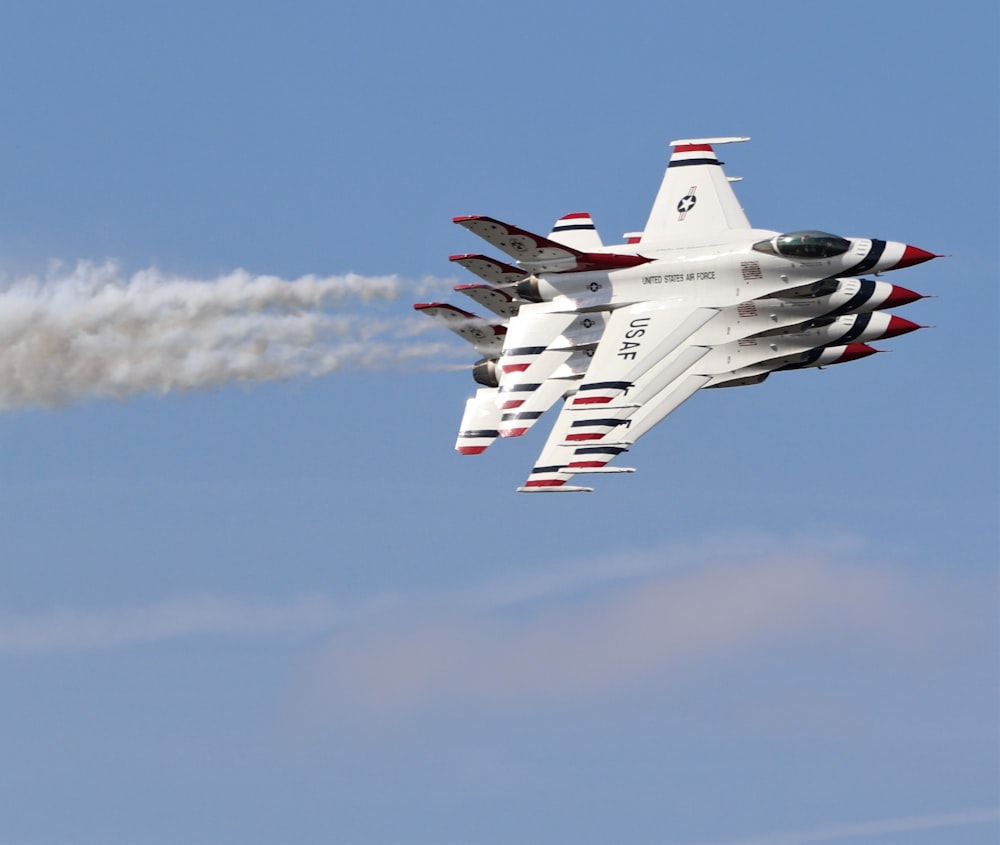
415 137 935 492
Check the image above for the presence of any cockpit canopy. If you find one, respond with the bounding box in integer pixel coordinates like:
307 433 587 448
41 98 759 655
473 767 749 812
752 230 851 260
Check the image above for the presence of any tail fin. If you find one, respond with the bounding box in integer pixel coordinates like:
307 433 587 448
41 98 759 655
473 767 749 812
547 213 604 251
639 137 751 244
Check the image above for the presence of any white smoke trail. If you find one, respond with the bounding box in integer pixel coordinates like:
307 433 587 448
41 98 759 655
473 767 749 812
0 260 463 407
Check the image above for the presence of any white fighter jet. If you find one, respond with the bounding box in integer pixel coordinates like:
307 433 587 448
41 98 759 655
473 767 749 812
415 137 936 492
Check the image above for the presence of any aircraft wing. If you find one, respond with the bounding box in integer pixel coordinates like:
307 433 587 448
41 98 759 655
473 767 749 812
638 137 751 245
517 372 711 491
490 304 608 436
517 301 719 491
515 297 919 491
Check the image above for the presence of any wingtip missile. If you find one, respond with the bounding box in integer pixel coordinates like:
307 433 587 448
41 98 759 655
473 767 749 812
516 485 595 493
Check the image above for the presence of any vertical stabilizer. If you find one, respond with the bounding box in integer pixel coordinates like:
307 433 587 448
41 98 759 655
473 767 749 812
640 137 751 244
547 212 604 250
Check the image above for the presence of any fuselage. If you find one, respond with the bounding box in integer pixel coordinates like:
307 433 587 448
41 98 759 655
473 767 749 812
523 229 931 313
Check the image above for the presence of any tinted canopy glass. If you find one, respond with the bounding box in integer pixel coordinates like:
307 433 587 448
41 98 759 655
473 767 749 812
753 230 851 260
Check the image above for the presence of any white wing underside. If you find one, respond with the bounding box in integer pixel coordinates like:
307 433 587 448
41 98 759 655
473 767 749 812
518 302 722 490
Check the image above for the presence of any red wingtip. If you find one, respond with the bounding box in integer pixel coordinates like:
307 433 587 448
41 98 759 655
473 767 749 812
457 446 487 455
890 245 938 270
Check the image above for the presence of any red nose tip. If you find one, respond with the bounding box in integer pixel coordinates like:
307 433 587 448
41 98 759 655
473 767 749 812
882 315 923 339
837 343 879 363
882 284 925 309
891 245 938 270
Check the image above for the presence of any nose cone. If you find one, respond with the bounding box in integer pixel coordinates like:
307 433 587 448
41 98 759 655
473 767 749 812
881 315 923 339
890 245 938 270
882 284 925 309
837 343 879 363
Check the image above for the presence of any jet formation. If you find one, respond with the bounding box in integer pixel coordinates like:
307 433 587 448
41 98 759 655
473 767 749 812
415 137 936 492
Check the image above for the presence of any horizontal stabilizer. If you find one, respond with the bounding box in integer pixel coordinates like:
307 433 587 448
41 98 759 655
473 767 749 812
450 253 526 288
454 215 651 274
455 387 504 455
454 283 521 319
413 303 506 358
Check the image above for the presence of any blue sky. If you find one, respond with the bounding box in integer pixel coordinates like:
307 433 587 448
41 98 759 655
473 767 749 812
0 2 996 843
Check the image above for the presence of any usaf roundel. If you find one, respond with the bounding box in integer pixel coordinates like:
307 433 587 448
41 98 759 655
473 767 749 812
677 194 697 213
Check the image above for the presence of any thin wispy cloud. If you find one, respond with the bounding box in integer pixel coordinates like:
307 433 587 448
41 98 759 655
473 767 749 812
298 556 910 718
0 260 460 407
290 534 992 720
0 533 857 656
3 533 991 726
0 594 343 652
693 807 1000 845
